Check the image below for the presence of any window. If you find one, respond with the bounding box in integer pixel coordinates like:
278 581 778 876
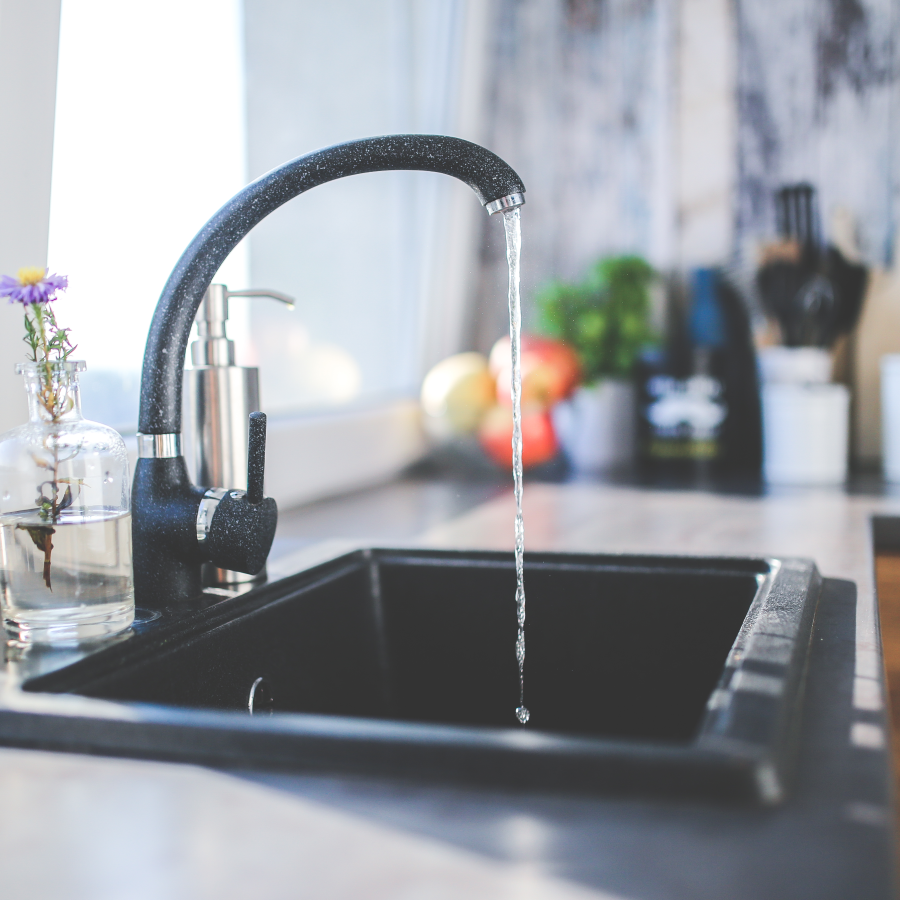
48 0 488 437
48 0 249 432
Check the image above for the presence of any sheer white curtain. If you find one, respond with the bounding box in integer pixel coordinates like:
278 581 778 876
243 0 492 416
47 0 248 432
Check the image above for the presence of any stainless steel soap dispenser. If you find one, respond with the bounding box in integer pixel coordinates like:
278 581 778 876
184 283 293 585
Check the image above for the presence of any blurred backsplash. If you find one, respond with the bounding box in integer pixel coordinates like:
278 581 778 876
473 0 900 349
27 0 900 480
735 0 897 267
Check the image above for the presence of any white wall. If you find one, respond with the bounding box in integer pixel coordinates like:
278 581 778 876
0 0 61 432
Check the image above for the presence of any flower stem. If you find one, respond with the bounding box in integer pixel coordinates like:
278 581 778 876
1 269 74 592
23 304 70 589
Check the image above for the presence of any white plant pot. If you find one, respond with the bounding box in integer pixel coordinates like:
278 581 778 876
552 380 635 473
762 383 849 485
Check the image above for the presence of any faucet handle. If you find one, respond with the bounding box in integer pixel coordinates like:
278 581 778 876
202 486 278 576
197 410 274 575
247 411 267 504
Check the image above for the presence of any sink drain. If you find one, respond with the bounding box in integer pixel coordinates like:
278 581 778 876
248 676 275 715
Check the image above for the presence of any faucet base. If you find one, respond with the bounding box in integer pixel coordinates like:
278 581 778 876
132 457 208 604
132 455 278 605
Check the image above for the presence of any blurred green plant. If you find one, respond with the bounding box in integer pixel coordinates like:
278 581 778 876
535 255 657 382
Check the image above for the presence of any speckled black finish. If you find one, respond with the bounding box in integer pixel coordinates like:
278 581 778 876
132 457 209 600
138 135 526 435
132 455 277 603
205 491 277 576
247 412 267 504
132 136 524 604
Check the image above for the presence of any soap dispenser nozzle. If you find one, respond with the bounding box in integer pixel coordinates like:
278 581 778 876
191 284 294 367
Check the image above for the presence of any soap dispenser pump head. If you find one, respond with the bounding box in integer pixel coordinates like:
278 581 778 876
190 284 295 367
192 284 234 366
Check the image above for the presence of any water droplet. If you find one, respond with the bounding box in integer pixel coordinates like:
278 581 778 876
515 706 530 725
103 472 113 484
1 492 9 502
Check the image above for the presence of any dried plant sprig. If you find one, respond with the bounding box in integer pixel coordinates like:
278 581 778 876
0 267 77 589
24 303 77 365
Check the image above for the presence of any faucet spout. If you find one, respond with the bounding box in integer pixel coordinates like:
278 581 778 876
133 134 525 603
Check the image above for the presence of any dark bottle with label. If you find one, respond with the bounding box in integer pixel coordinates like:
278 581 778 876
637 268 762 482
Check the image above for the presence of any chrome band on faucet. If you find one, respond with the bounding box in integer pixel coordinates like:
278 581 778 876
196 487 229 543
485 192 525 216
137 433 182 458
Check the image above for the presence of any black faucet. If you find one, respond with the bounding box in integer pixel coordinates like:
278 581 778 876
132 134 526 604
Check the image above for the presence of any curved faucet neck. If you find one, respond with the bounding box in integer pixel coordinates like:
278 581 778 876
138 134 525 436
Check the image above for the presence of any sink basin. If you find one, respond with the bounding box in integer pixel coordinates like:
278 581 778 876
2 549 820 803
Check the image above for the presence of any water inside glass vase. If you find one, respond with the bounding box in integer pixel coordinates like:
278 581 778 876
0 361 134 642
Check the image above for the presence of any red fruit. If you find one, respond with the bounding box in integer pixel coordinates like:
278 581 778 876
489 335 581 408
478 404 559 469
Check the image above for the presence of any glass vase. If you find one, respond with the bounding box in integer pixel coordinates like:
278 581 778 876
0 361 134 642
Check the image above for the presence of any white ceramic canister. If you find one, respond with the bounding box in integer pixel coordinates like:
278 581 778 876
880 354 900 482
551 380 635 473
761 382 850 485
758 346 849 485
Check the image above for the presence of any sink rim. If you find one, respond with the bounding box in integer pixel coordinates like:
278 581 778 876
2 548 821 804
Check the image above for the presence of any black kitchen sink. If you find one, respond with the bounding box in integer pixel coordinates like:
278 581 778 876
0 549 821 803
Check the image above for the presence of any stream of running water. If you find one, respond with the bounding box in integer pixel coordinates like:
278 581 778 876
502 207 530 726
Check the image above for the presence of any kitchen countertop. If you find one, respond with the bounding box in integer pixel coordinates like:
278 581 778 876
1 481 897 899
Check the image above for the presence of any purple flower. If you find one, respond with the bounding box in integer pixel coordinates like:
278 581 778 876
0 268 69 306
